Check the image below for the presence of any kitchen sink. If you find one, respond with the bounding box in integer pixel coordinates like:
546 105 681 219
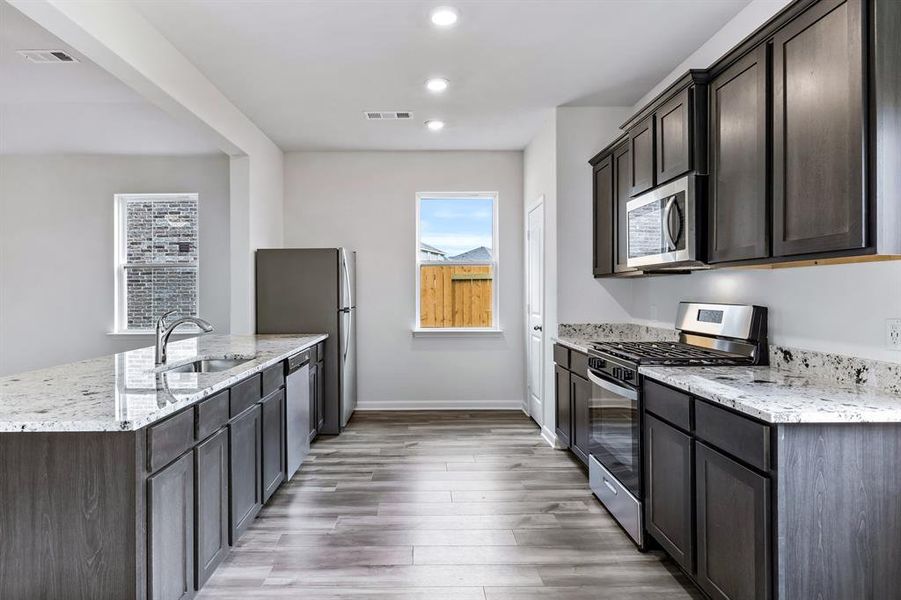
157 357 252 374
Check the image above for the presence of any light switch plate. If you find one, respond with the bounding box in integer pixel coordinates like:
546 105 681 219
886 319 901 350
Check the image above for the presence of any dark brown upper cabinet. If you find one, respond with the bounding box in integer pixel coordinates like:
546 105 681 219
708 44 770 264
612 141 639 275
592 155 614 277
628 116 655 196
656 89 692 185
772 0 864 257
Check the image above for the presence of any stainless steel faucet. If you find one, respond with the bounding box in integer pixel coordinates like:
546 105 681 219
155 310 214 365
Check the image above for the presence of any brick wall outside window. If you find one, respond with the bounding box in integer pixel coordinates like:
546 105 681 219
118 195 198 330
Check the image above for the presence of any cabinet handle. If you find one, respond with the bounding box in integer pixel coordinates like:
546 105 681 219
533 325 543 331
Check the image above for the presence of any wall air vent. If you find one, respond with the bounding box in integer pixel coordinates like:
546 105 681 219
16 50 79 64
364 111 413 121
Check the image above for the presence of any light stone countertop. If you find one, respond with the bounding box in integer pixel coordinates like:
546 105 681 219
640 364 901 424
0 334 327 432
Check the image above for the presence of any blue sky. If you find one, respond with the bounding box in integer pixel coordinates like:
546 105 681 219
420 197 493 257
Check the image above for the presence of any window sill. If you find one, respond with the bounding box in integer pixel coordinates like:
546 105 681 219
107 327 205 337
412 327 504 337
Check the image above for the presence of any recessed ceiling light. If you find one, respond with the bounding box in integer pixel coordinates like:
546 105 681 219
426 78 449 93
425 120 445 131
430 6 459 28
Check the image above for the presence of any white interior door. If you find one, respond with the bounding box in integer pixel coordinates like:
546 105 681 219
526 201 545 425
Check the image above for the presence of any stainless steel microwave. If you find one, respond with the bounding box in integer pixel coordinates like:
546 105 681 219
625 174 706 270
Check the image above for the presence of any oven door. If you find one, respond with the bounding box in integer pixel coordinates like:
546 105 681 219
626 175 697 269
586 369 640 498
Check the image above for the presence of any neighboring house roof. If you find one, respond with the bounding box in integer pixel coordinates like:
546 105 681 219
420 242 446 255
448 246 492 262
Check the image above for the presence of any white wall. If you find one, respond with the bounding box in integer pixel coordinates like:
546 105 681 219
11 0 285 335
0 154 230 375
284 151 525 409
625 0 901 363
555 106 634 324
523 112 557 434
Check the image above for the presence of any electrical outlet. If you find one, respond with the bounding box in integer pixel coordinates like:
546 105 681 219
886 319 901 350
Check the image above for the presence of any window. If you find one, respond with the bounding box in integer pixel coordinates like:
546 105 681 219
415 192 499 331
114 193 199 333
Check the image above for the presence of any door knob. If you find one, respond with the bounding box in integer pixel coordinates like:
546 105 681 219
533 325 543 331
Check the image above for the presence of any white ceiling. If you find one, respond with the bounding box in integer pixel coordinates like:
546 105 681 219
0 0 222 155
131 0 750 151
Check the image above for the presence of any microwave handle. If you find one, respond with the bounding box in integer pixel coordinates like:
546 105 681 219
663 196 681 251
587 370 639 401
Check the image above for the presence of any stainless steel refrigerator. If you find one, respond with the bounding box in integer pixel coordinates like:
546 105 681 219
256 248 356 434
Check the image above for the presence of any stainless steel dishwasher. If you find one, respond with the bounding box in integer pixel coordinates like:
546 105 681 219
285 351 311 480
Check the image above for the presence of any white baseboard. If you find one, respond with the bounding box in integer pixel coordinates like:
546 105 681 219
540 425 560 449
355 400 525 411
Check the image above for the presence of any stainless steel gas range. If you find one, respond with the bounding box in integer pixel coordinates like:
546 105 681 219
585 302 768 547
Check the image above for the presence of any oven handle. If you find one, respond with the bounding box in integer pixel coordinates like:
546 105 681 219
587 370 638 401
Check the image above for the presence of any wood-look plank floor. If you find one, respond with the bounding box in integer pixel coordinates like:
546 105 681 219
197 411 701 600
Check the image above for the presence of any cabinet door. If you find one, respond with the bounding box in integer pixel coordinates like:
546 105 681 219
229 404 262 544
644 414 693 572
554 364 572 448
148 452 194 600
772 0 864 257
592 156 613 277
309 361 319 441
655 88 691 184
709 45 769 263
570 374 591 465
593 156 615 277
612 142 637 274
261 389 286 504
194 428 228 590
629 116 655 196
695 442 771 600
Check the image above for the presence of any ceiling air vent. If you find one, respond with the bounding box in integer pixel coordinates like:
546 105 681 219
16 50 79 64
364 111 413 121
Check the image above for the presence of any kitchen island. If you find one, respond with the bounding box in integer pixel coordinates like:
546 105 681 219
0 334 327 600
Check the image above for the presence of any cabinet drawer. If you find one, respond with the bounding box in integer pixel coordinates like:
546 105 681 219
261 362 285 397
553 344 569 368
644 379 691 431
147 408 195 474
569 350 589 378
695 400 770 472
230 374 262 418
196 390 229 442
288 350 312 372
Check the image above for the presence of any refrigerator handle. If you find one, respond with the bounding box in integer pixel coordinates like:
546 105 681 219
340 249 353 310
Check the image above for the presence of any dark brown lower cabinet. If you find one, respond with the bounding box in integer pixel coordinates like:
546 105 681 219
148 452 195 600
229 405 262 544
194 428 229 590
644 414 693 572
570 374 591 465
695 442 770 600
554 364 572 447
261 389 286 503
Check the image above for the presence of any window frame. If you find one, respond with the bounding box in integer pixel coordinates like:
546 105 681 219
113 193 201 334
414 191 501 334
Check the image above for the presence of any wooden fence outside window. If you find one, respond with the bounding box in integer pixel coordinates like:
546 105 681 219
419 264 493 328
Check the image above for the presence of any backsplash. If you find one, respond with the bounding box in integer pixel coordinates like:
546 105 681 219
770 345 901 396
557 322 678 343
558 322 901 396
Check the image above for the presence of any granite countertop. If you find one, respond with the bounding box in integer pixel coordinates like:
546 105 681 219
0 334 327 432
640 365 901 424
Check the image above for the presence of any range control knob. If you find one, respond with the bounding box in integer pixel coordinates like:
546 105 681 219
613 367 622 379
589 357 607 370
622 368 635 381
